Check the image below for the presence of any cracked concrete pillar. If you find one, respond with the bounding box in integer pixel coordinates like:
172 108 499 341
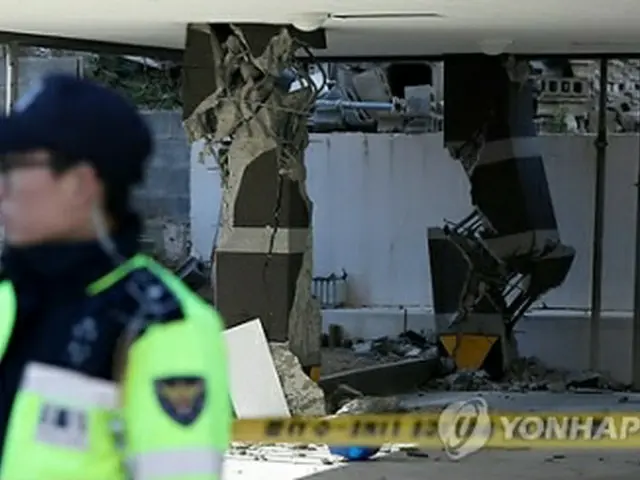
181 24 326 371
431 54 574 377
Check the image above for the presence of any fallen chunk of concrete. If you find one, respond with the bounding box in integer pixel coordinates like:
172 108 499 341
565 370 628 391
326 384 364 414
270 342 327 416
336 395 406 415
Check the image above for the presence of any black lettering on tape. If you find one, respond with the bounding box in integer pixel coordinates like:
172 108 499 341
391 420 402 437
313 420 331 437
362 421 378 436
351 420 381 437
265 420 285 438
351 419 402 439
287 420 308 437
412 419 438 438
351 420 362 437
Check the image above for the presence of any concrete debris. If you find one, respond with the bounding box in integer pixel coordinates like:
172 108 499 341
326 384 364 413
423 356 629 393
227 442 334 465
401 446 431 458
336 395 407 416
351 331 438 359
564 370 628 391
325 331 627 398
439 370 498 392
269 342 326 416
322 330 441 376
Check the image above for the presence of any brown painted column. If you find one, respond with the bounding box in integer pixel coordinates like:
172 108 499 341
181 24 325 369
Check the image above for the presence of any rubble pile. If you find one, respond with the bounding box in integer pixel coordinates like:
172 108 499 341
351 330 438 358
323 327 628 392
423 356 629 393
322 329 439 375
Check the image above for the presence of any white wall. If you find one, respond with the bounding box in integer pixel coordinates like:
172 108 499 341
191 133 640 311
308 133 640 310
190 133 640 382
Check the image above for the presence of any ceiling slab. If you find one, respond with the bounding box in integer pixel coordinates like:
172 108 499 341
2 0 640 56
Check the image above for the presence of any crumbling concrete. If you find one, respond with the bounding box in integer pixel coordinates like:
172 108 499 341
431 55 575 377
334 395 406 416
270 342 326 416
321 325 628 405
423 356 629 393
182 24 322 369
322 328 442 374
319 328 451 398
325 384 364 413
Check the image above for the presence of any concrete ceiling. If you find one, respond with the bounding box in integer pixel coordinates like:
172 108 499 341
3 0 640 57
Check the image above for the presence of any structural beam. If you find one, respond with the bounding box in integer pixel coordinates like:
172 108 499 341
588 56 608 371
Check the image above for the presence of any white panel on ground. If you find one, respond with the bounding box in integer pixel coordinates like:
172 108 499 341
224 319 290 418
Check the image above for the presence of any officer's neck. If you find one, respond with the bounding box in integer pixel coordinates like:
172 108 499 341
1 213 141 291
65 215 118 242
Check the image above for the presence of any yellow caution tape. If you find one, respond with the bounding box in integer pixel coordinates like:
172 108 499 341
232 412 640 449
234 414 439 446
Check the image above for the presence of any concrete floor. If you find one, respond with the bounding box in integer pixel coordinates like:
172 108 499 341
223 390 640 480
224 445 640 480
399 390 640 413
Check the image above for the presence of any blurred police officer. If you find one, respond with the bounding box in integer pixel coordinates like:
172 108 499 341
0 74 231 480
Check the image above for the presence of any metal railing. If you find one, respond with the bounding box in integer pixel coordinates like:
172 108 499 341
312 270 348 308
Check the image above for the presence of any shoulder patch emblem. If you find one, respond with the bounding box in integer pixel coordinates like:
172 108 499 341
154 376 206 426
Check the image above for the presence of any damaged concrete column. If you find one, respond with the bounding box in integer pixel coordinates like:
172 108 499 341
181 24 326 372
429 54 574 377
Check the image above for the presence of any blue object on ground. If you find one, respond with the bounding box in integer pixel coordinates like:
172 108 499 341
329 446 380 461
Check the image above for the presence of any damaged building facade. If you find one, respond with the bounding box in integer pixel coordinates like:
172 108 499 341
183 29 579 381
3 18 640 405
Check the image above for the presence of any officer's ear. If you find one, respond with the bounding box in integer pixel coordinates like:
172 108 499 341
62 162 102 205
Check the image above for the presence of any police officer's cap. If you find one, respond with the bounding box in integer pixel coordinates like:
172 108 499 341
0 73 153 187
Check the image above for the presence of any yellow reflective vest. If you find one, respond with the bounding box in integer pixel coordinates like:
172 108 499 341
0 254 231 480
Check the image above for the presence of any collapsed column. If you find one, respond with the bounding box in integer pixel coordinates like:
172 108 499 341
181 24 323 383
429 54 575 377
